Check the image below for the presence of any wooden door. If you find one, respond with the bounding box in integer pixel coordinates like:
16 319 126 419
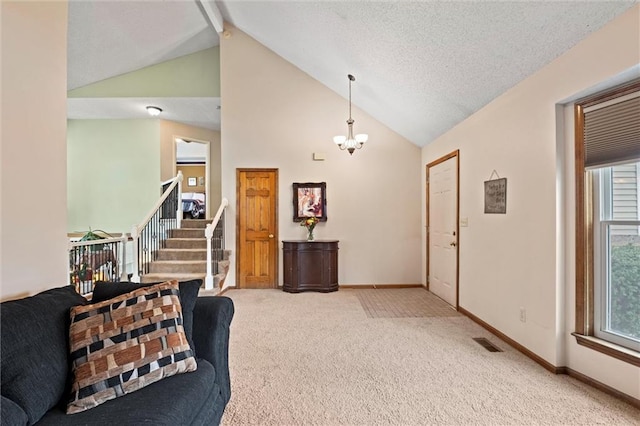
237 169 278 288
427 151 459 308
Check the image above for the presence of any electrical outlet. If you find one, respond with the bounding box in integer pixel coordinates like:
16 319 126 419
519 307 526 323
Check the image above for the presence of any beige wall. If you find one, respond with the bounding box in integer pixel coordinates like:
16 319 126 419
1 1 68 300
178 165 206 193
220 26 422 288
160 120 222 211
422 6 640 398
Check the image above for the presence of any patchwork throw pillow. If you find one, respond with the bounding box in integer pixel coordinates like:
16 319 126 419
92 279 201 354
67 280 197 414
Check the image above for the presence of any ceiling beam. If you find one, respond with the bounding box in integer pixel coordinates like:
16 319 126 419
198 0 224 33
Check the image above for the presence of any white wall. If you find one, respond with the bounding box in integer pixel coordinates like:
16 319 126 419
220 27 422 288
422 6 640 398
1 1 69 300
67 119 161 233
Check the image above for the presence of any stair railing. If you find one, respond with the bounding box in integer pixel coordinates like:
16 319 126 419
68 235 128 296
205 197 229 289
131 171 183 283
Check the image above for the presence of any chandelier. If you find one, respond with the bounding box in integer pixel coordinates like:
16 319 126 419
333 74 368 155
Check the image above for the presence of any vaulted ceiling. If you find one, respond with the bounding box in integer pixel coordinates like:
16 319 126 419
67 0 637 147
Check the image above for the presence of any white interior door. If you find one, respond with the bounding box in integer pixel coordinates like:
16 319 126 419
428 154 458 307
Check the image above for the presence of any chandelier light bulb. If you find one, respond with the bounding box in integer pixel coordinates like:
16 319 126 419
355 134 368 143
333 136 346 145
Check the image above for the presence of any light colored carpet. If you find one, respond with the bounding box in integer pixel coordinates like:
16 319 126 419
221 289 639 425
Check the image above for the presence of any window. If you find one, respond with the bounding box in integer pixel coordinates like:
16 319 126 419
593 162 640 351
574 79 640 365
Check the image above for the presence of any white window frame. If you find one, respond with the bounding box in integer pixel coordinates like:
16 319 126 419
593 166 640 352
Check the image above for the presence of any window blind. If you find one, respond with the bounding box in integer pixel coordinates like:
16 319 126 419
583 92 640 168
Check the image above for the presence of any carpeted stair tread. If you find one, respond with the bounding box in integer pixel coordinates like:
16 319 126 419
140 272 206 284
165 238 208 249
181 219 213 229
169 228 207 238
149 260 208 274
156 249 208 261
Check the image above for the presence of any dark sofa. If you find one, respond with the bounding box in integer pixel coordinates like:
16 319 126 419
1 285 234 425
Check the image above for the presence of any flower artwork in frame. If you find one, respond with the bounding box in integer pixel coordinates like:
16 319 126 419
293 182 327 222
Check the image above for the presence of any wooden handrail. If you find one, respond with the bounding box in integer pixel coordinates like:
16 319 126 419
135 171 183 234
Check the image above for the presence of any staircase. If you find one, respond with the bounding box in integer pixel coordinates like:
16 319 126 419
140 219 230 291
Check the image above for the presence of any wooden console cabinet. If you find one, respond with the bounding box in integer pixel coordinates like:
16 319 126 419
282 240 339 293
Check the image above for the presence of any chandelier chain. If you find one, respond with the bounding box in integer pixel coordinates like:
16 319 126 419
349 78 352 120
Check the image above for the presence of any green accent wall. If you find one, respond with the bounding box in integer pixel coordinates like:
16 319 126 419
68 47 220 98
67 119 161 233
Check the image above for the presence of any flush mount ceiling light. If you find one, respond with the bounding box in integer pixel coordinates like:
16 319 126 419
146 106 163 116
333 74 368 155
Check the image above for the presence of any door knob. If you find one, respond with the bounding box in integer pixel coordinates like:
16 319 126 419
269 234 274 238
450 241 456 247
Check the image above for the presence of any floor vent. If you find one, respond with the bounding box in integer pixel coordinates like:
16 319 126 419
473 337 503 352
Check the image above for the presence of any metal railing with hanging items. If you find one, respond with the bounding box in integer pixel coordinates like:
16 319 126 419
68 235 128 296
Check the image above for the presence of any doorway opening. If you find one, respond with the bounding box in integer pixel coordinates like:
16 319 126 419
174 136 210 219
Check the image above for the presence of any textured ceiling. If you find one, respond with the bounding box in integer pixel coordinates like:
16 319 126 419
68 0 218 90
218 0 637 146
67 0 637 146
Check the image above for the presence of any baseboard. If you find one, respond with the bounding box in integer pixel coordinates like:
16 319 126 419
458 307 640 409
339 284 423 289
457 307 559 373
564 367 640 409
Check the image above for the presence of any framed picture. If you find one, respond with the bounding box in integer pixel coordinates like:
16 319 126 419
198 176 205 186
187 177 197 187
484 178 507 214
293 182 327 222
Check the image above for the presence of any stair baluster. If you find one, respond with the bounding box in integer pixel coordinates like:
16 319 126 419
131 172 183 283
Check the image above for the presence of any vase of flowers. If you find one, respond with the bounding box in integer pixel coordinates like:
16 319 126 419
300 217 319 241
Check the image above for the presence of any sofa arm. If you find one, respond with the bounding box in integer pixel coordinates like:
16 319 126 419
192 296 234 405
1 396 28 425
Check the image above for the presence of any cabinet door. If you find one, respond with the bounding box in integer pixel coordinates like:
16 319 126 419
283 248 294 288
297 247 325 288
323 247 338 286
